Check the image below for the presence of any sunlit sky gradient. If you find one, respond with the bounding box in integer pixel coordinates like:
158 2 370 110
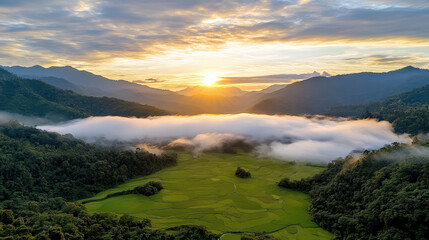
1 0 429 90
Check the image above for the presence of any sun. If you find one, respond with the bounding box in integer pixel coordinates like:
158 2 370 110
202 73 220 86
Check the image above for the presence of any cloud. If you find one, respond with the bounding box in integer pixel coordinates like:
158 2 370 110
0 0 428 66
345 55 422 66
355 0 429 8
133 78 165 84
0 111 52 126
136 143 164 156
166 133 252 154
38 114 411 163
217 71 331 84
374 145 429 162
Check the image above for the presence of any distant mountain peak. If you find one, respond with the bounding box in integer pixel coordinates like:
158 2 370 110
49 65 80 71
53 65 77 71
403 65 418 69
396 65 421 72
321 71 331 77
30 65 44 69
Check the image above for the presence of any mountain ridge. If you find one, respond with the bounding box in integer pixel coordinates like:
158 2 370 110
250 66 429 115
4 65 429 116
0 67 170 121
326 83 429 134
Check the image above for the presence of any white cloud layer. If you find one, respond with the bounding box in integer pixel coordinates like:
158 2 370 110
38 114 411 163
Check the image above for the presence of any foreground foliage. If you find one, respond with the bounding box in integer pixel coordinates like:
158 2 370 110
0 199 218 240
279 142 429 240
0 123 222 240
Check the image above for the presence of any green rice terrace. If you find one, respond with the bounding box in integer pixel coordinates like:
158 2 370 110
82 152 334 239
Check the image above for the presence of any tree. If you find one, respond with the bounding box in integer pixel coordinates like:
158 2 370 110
235 167 251 178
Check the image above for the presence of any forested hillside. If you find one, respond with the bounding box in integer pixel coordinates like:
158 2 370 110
327 84 429 134
279 142 429 240
0 68 170 121
0 122 177 204
0 122 220 239
251 66 429 115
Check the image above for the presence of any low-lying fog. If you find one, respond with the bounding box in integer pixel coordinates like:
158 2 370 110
36 114 411 163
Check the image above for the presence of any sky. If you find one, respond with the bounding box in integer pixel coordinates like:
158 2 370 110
0 0 429 90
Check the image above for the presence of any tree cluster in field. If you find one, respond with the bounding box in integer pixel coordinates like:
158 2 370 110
134 181 163 196
279 142 429 240
82 181 164 204
0 68 169 121
327 85 429 135
235 167 251 178
0 199 219 240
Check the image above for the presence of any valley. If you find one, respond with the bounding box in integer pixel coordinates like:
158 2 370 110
1 64 429 239
1 1 429 239
82 152 333 239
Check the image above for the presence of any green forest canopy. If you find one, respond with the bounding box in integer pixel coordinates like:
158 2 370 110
279 142 429 240
0 122 224 239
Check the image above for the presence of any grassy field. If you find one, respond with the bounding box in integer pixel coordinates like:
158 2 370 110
83 152 333 239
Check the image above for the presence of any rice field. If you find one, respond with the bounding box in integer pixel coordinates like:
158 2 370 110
82 152 333 239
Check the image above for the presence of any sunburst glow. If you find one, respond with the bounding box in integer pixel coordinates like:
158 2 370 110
202 73 220 86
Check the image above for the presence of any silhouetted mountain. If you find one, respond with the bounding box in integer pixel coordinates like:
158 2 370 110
2 65 171 95
257 84 287 94
250 66 429 115
1 65 197 112
1 65 262 114
177 86 248 96
0 68 170 121
9 65 427 116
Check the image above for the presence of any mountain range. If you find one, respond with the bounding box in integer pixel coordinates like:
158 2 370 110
1 65 263 114
326 84 429 134
250 66 429 115
2 65 429 116
0 68 169 121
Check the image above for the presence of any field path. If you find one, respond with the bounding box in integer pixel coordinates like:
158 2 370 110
218 232 241 240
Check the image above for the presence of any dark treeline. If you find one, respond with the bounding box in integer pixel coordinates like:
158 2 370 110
279 142 429 240
82 181 164 204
